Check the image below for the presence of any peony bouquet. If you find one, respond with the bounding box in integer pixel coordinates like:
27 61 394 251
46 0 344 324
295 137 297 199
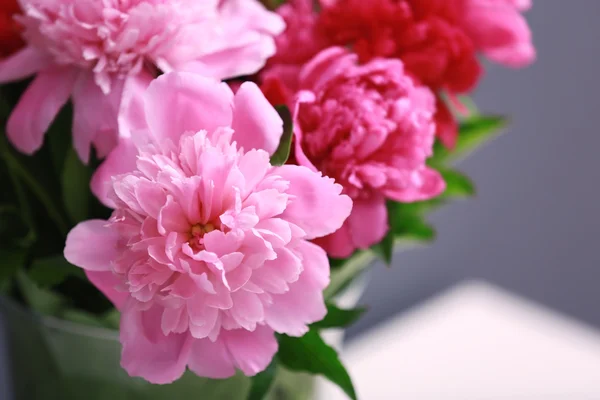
0 0 534 399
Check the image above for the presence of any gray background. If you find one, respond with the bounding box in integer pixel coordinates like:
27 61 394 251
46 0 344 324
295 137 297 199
351 0 600 338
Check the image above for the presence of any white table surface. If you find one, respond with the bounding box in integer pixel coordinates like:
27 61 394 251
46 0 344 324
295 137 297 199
316 281 600 400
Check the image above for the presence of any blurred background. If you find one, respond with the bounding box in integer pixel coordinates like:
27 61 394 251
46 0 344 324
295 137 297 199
349 0 600 339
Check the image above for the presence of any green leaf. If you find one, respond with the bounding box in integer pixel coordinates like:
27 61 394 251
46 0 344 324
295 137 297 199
0 249 26 284
430 115 507 166
278 330 357 400
269 105 294 166
439 168 475 198
62 148 91 224
247 360 278 400
16 270 67 316
387 202 436 242
28 255 86 288
47 104 73 173
312 303 367 329
60 309 107 328
371 232 394 265
0 135 69 235
101 309 121 330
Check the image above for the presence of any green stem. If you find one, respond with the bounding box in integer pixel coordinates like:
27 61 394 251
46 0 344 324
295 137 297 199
0 135 69 236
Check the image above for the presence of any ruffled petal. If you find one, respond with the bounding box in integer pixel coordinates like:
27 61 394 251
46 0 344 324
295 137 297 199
275 165 352 240
264 241 328 336
120 303 192 384
223 325 278 376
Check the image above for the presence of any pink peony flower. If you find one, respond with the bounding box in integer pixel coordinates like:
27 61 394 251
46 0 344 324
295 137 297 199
0 0 284 162
292 47 445 258
64 72 352 383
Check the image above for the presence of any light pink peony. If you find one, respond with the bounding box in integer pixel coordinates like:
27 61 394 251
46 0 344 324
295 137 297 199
292 47 445 258
64 72 352 383
0 0 284 162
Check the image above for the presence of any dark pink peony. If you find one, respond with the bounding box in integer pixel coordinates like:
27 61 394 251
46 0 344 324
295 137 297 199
292 47 445 257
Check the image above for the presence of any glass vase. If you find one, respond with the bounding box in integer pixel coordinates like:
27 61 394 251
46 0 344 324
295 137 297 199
0 252 374 400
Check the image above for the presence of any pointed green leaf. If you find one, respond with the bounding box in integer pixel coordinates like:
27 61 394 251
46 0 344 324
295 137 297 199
270 105 294 166
29 255 86 288
247 360 278 400
371 232 394 265
0 249 26 284
62 148 91 223
439 168 475 198
430 115 507 166
387 201 436 242
312 303 367 329
16 271 66 316
60 309 107 328
278 330 357 400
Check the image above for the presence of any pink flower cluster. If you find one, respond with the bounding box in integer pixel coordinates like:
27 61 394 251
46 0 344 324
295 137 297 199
0 0 534 384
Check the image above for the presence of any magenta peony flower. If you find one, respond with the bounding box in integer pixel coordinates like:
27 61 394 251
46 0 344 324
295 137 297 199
292 47 445 258
64 72 352 383
0 0 284 162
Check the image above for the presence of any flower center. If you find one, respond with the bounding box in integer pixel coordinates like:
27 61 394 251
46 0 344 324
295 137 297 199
188 223 216 250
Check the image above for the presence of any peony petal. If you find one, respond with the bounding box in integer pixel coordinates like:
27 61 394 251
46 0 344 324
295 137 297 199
188 337 236 379
174 0 284 80
135 179 168 219
230 290 264 330
312 223 356 259
90 138 139 208
231 82 283 155
64 220 119 272
118 69 154 138
251 247 302 294
71 72 121 163
85 270 128 310
464 1 536 68
264 241 329 336
383 167 446 202
6 66 78 155
347 197 389 249
0 47 52 83
222 325 278 376
158 196 190 234
275 165 352 240
143 72 233 143
120 304 192 384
